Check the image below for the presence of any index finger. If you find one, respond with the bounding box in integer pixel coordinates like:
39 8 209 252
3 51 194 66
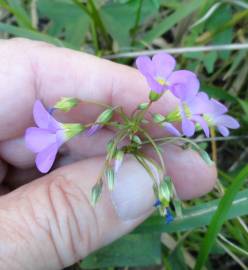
0 38 177 141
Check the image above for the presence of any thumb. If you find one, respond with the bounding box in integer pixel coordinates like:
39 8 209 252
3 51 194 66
0 156 157 270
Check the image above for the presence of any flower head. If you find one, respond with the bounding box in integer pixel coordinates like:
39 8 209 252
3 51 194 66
136 53 199 97
203 99 240 136
25 100 84 173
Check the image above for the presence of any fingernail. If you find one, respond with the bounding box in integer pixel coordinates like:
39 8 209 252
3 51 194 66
111 157 158 220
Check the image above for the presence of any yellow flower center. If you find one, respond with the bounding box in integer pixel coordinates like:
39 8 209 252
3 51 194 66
182 103 192 118
156 76 168 86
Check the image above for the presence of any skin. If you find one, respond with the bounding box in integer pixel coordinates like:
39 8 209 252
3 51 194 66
0 38 217 270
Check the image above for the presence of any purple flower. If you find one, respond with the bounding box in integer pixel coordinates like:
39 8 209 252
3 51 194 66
25 100 66 173
25 100 84 173
162 122 181 137
203 99 240 136
136 53 199 95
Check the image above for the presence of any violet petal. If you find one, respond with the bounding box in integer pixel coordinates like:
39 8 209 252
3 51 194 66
35 143 59 173
152 53 176 79
217 125 229 137
182 118 195 137
25 127 57 153
191 115 210 137
215 115 240 129
163 122 181 137
168 70 200 101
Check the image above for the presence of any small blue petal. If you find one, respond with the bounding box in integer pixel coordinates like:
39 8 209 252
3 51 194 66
165 208 173 224
153 199 161 207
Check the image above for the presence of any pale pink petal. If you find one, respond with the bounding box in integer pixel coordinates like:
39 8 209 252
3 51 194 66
191 115 210 137
163 122 181 136
168 70 200 101
35 143 59 173
215 115 240 129
86 124 102 136
182 118 195 137
217 125 229 137
33 100 61 131
25 127 57 153
152 53 176 78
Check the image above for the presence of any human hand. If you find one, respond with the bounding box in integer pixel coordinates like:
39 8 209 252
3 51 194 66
0 38 216 270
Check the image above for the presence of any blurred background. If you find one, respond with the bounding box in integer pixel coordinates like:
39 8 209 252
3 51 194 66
0 0 248 269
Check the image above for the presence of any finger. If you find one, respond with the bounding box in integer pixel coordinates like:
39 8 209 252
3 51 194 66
0 148 216 270
0 38 177 141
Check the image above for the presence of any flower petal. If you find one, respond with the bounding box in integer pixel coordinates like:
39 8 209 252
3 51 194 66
168 70 200 101
215 115 240 129
182 118 195 137
163 122 181 136
152 53 176 78
217 125 229 137
209 99 228 115
35 143 59 173
25 127 57 153
188 92 211 115
135 56 154 77
191 115 210 137
33 100 61 131
86 124 102 136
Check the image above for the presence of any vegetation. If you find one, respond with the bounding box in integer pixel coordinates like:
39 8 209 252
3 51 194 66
0 0 248 269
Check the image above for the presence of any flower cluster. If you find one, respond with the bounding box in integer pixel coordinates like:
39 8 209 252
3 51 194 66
25 53 240 223
136 53 239 137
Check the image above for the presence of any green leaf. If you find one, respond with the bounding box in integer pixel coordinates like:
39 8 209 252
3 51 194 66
0 22 71 47
238 99 248 123
194 165 248 270
37 0 90 48
100 0 159 48
143 0 202 43
135 188 248 234
81 233 161 268
201 84 237 103
0 0 32 29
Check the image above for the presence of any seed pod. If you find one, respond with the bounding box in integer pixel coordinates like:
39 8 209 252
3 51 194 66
138 102 149 110
91 182 103 206
132 135 142 145
153 113 165 123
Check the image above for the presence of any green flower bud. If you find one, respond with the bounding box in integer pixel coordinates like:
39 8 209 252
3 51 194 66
132 135 142 144
91 182 103 206
54 97 79 112
96 108 113 124
138 102 149 110
199 150 213 165
105 168 115 191
62 123 85 139
159 180 171 202
153 113 165 123
149 91 161 101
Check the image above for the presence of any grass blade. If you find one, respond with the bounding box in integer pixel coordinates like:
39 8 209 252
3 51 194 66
194 165 248 270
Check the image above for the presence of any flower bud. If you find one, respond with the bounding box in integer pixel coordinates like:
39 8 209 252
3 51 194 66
96 108 113 124
138 102 149 110
105 168 115 191
62 123 85 139
149 91 161 101
153 113 165 123
54 97 79 112
132 135 142 145
199 150 213 165
91 182 103 206
114 150 124 173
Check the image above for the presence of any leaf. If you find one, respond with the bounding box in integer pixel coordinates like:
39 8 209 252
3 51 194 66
0 22 71 47
0 0 32 29
37 0 90 48
143 0 202 43
194 165 248 270
201 84 237 103
135 188 248 234
238 99 248 123
100 0 159 48
80 233 161 268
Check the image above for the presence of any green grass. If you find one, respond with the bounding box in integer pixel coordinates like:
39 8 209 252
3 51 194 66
0 0 247 269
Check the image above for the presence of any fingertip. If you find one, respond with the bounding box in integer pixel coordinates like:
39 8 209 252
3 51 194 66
164 145 217 200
